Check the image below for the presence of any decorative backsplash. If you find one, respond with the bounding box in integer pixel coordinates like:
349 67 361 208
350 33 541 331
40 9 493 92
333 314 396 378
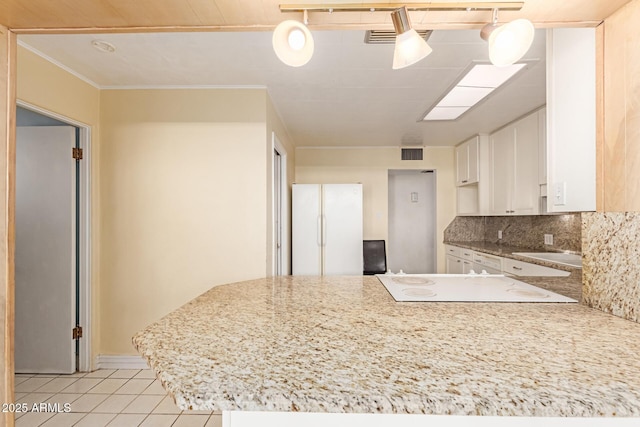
582 212 640 323
444 214 582 253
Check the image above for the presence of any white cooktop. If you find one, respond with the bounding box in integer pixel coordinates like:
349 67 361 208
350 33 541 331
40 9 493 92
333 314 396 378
376 274 577 303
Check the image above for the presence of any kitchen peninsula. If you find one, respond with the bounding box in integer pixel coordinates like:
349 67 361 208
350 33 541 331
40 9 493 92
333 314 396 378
133 275 640 423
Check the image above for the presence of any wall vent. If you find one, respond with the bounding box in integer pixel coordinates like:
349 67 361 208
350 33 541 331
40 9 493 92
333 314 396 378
365 29 432 44
401 148 423 161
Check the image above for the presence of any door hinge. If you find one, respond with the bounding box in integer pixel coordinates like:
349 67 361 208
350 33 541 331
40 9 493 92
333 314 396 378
72 147 83 161
73 326 83 340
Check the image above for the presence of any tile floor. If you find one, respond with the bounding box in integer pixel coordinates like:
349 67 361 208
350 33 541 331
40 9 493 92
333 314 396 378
13 369 222 427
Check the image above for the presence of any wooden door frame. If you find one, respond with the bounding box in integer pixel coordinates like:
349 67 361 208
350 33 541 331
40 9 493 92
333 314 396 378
1 25 17 427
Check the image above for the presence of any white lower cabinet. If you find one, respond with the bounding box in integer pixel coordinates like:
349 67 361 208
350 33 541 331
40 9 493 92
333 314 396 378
502 257 570 277
472 252 503 274
445 247 476 274
445 244 570 277
445 254 464 274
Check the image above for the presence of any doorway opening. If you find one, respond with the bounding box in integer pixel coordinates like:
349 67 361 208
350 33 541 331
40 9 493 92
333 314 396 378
388 169 437 274
15 101 91 373
272 132 289 276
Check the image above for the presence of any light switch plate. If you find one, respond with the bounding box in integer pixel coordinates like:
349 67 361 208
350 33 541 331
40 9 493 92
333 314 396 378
498 230 503 239
544 234 554 245
553 182 566 206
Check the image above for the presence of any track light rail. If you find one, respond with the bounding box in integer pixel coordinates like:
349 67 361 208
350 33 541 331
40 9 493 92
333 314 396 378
279 2 524 13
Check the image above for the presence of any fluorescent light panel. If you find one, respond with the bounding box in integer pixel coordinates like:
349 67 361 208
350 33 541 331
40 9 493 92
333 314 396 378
423 63 526 121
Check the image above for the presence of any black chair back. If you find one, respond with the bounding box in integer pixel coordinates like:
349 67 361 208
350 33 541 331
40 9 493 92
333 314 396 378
363 240 387 275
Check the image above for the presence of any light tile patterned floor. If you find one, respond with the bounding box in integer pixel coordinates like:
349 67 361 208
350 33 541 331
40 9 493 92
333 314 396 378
13 369 222 427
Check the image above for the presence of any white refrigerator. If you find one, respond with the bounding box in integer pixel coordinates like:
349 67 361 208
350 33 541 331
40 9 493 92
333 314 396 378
292 184 363 275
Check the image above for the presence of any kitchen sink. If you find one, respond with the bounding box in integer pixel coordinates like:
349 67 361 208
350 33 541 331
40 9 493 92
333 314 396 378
512 252 582 269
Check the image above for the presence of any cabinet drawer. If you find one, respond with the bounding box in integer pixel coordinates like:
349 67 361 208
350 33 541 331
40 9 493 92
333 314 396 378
503 258 570 277
460 249 474 261
472 252 502 270
445 245 461 257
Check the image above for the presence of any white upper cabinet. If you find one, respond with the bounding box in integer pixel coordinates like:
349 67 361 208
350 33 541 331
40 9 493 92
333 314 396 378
455 136 479 186
455 134 490 216
490 126 514 215
546 28 596 213
512 111 541 214
489 110 541 215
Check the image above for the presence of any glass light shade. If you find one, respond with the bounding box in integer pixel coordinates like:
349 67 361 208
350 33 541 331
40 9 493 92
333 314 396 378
392 29 432 70
488 18 534 67
272 20 314 67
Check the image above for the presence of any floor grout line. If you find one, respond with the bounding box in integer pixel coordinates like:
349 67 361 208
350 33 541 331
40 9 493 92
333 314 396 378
13 370 222 427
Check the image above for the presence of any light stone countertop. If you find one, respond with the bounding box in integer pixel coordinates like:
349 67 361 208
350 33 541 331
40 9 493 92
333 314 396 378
444 241 583 301
133 275 640 417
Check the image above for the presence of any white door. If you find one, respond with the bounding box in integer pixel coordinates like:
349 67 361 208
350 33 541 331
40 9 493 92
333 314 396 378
15 126 76 374
388 170 437 274
292 184 322 275
322 184 363 275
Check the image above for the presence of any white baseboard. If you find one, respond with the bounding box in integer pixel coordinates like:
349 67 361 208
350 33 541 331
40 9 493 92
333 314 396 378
95 355 150 370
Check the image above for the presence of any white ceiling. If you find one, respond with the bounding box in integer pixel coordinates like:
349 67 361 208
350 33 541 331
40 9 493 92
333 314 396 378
18 28 546 147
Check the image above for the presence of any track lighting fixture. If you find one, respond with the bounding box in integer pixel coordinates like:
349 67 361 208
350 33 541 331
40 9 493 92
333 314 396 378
273 2 531 69
391 6 433 70
272 9 314 67
480 8 535 66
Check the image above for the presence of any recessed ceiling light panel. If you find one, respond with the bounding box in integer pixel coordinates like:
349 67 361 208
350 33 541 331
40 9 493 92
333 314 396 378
422 62 529 121
423 107 470 121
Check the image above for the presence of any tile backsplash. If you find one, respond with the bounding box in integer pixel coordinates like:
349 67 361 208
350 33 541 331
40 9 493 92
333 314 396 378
444 214 582 253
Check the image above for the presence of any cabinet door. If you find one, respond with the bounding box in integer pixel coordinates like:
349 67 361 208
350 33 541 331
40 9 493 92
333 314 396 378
490 126 514 215
538 108 547 185
466 137 479 184
462 260 473 274
456 137 480 186
512 112 540 214
445 254 463 274
455 143 469 186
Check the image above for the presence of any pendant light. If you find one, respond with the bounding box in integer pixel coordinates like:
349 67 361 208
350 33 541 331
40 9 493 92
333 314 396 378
480 8 534 67
391 6 432 70
272 10 314 67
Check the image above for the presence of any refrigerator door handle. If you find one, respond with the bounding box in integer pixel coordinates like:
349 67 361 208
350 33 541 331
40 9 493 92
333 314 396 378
317 215 322 246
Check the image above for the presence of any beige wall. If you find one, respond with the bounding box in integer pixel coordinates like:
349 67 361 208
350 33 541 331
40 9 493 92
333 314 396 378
100 89 270 354
295 147 456 273
15 47 294 356
16 45 103 365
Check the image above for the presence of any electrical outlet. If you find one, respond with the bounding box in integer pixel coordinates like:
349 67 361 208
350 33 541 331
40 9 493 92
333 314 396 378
498 230 503 239
544 234 554 245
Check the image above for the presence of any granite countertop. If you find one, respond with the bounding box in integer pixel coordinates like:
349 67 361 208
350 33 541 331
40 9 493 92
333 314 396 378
444 240 583 301
133 275 640 417
444 240 581 268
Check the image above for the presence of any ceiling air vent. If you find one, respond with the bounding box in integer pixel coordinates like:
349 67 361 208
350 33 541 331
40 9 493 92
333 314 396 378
401 148 423 161
365 29 432 44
